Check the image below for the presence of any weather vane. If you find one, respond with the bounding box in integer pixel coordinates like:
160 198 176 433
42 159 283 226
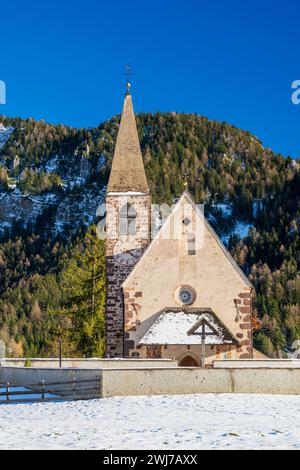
125 64 132 94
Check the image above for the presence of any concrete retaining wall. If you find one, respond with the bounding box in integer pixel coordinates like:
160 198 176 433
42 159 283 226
0 366 103 399
0 358 177 369
0 366 101 387
231 368 300 394
3 364 300 397
213 359 300 368
100 367 300 397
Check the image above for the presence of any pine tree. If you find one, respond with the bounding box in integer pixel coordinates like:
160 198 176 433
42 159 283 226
254 332 275 357
59 225 106 356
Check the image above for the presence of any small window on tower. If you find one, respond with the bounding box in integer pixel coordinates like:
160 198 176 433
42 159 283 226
183 217 191 226
187 236 196 255
120 203 136 236
158 210 163 229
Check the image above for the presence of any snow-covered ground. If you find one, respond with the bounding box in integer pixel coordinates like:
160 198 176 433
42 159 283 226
0 394 300 450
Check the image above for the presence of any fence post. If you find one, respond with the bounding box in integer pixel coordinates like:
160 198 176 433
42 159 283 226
73 377 76 400
41 380 45 400
6 382 9 401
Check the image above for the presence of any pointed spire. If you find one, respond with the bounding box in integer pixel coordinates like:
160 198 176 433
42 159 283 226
107 92 149 194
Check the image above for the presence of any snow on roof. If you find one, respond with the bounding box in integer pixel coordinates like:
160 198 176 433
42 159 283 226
138 310 236 346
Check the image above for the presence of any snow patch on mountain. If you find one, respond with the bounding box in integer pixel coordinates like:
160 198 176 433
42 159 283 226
253 199 263 217
97 154 106 171
0 146 107 238
0 124 14 149
221 221 252 244
52 186 105 236
212 202 233 218
0 189 60 234
43 155 59 173
0 185 106 238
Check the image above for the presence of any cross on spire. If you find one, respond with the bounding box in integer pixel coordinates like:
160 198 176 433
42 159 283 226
125 64 132 95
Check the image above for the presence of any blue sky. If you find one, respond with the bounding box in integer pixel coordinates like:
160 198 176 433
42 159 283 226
1 0 300 157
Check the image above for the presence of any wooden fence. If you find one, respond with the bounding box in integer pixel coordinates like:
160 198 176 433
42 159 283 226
0 377 101 403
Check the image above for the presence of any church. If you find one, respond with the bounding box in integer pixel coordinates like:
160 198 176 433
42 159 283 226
105 85 254 367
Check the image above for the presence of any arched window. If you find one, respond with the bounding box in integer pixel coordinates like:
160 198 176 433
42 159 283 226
120 203 136 236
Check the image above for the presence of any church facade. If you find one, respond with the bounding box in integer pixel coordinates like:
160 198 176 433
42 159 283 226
105 89 254 367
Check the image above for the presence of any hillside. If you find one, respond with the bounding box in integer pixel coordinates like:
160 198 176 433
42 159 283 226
0 112 299 357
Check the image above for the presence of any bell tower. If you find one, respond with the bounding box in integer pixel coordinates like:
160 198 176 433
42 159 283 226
105 84 151 357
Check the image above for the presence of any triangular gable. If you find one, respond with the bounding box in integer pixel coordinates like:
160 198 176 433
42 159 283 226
187 318 220 337
123 191 253 289
186 309 239 344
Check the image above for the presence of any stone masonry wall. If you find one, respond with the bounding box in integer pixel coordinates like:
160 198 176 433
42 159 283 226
105 194 151 357
234 292 253 359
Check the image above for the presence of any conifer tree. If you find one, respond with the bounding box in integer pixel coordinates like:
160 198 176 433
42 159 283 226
59 225 106 356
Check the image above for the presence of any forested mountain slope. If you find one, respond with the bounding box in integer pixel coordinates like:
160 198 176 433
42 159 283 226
0 112 299 357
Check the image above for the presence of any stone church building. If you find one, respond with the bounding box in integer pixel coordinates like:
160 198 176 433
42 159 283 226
105 88 254 367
